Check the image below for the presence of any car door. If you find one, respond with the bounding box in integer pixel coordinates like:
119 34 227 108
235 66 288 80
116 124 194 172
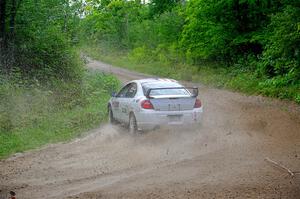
121 83 138 122
117 83 137 122
111 84 131 121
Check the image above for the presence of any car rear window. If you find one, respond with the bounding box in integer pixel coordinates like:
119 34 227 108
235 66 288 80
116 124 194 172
142 82 190 96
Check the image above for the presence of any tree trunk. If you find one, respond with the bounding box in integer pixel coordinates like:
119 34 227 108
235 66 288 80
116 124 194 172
63 0 68 33
9 0 16 35
0 0 6 40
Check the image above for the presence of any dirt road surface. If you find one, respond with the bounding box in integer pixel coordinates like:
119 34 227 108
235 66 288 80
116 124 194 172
1 58 300 199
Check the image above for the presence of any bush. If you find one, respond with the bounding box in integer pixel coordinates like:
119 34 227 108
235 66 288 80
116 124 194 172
80 0 300 103
259 6 300 80
0 71 120 158
11 27 83 81
128 46 151 63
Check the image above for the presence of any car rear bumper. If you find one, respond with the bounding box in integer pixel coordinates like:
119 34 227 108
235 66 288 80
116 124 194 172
135 107 203 131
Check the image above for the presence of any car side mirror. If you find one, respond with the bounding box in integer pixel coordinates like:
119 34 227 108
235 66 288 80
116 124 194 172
111 92 117 97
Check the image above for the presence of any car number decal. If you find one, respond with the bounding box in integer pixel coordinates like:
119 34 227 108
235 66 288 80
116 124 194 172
122 108 127 113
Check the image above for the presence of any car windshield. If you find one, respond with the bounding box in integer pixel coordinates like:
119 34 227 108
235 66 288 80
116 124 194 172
142 82 190 97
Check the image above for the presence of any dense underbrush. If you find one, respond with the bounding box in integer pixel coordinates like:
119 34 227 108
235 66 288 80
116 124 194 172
83 45 300 103
0 71 119 158
78 0 299 104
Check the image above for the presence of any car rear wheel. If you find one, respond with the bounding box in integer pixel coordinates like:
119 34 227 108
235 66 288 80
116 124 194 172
108 106 116 124
129 113 137 135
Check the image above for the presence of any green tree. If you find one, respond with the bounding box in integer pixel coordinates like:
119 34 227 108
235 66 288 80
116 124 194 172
260 5 300 80
149 0 182 16
1 0 83 80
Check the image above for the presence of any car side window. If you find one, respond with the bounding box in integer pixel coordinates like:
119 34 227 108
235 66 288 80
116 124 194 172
125 83 137 98
116 84 131 98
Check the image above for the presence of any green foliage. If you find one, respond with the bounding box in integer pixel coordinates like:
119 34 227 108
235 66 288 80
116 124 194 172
16 28 83 81
1 0 83 81
149 0 181 17
79 0 143 48
0 71 120 158
80 0 300 103
180 0 280 62
0 0 125 159
181 0 231 62
80 0 184 58
85 45 300 103
128 46 151 63
259 5 300 79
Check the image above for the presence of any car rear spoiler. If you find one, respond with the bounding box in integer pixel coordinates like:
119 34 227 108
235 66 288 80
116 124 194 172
146 87 198 99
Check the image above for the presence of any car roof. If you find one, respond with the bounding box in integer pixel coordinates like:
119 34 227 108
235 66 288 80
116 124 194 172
137 79 184 92
135 78 178 84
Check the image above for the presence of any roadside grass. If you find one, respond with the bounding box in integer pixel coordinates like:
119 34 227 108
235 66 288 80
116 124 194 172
0 71 119 159
82 45 300 103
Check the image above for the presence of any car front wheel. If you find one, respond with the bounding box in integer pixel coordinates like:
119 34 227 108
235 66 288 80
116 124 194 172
108 106 116 124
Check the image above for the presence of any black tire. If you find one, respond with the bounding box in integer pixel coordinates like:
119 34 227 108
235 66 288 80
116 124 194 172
129 113 138 135
108 106 116 124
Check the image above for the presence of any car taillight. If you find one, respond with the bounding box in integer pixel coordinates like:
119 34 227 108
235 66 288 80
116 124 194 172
141 100 154 109
194 98 202 108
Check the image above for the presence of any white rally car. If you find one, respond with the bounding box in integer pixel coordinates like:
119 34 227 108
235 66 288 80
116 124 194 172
108 78 203 134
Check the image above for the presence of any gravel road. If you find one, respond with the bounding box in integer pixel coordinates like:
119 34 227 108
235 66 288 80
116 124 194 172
0 58 299 199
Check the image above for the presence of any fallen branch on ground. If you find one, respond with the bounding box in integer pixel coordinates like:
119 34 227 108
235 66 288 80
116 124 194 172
265 157 295 177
